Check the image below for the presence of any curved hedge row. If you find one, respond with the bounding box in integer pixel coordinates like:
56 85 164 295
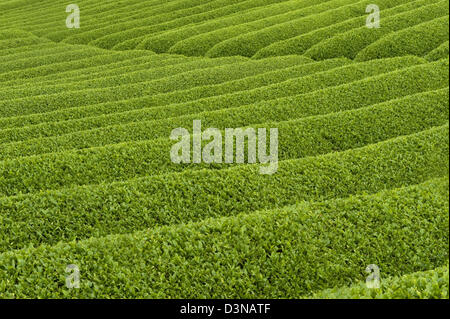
0 57 339 129
146 0 341 55
206 0 403 58
311 266 449 299
253 0 435 58
0 88 447 197
1 58 445 157
2 54 190 87
1 0 448 299
0 125 447 253
0 29 39 41
0 36 48 51
135 0 324 54
0 56 414 142
355 16 450 61
0 176 447 298
164 0 358 56
0 55 308 102
0 52 166 83
0 56 268 117
304 0 448 60
426 41 449 61
0 42 102 65
0 47 107 74
3 0 235 44
83 0 285 50
0 51 234 86
0 42 58 59
43 0 188 42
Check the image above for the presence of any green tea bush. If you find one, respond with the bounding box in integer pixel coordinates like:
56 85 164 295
356 16 450 60
0 177 447 298
1 54 189 88
164 0 356 56
206 0 407 58
311 266 449 299
0 56 259 117
0 88 447 196
0 55 306 101
0 0 448 299
0 56 332 129
425 41 449 61
83 0 282 49
1 58 445 156
147 0 335 54
0 125 448 252
304 0 449 60
132 0 308 53
1 56 413 141
253 0 435 58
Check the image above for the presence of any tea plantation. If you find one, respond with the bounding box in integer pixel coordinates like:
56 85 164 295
0 0 448 298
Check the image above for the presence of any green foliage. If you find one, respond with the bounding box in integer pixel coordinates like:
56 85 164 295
0 55 306 101
1 57 445 157
0 88 447 198
0 0 448 299
426 41 450 61
0 178 447 298
0 57 342 129
80 0 285 49
311 266 449 299
253 0 436 58
0 56 420 143
0 124 448 252
206 0 396 58
305 0 448 60
163 0 340 56
356 16 450 60
136 0 320 53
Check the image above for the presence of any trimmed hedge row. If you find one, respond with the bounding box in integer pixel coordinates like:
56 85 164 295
0 49 217 86
141 0 336 54
108 0 307 51
2 54 189 87
173 0 370 57
1 0 156 23
0 124 448 253
0 42 58 58
206 0 402 58
304 0 449 60
355 16 450 61
0 29 37 40
0 0 51 12
0 0 134 25
80 0 284 49
253 0 435 59
311 266 449 299
0 42 99 64
0 41 155 73
0 176 447 298
0 47 107 74
0 88 447 197
0 52 161 83
0 36 48 51
0 55 307 102
425 41 449 61
0 57 339 129
4 0 222 43
0 56 260 117
1 58 445 156
0 56 414 142
40 0 182 41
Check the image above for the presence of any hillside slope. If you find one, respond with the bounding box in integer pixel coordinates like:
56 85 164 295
0 0 448 298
